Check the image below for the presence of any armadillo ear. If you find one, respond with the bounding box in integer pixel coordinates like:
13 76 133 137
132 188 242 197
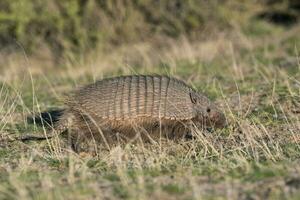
190 92 197 104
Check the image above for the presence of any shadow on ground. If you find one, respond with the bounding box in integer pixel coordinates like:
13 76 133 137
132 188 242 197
255 10 298 26
27 109 65 128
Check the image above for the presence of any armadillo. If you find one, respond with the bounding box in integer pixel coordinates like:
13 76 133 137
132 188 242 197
20 75 226 150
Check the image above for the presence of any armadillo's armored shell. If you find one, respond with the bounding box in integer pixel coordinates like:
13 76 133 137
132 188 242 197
69 75 196 120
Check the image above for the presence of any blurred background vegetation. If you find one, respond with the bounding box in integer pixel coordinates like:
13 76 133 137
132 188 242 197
0 0 299 64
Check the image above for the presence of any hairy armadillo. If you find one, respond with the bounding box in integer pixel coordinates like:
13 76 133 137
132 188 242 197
20 75 226 150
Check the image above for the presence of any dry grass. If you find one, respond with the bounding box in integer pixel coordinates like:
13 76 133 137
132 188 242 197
0 15 300 199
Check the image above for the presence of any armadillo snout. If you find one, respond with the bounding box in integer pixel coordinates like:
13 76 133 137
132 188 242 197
208 110 227 128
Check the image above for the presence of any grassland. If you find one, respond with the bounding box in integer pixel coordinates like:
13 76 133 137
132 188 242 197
0 1 300 200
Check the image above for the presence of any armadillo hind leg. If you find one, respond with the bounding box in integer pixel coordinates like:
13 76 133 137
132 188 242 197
65 116 116 152
69 126 115 153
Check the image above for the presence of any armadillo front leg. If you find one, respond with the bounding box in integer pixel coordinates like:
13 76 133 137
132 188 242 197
137 120 193 141
166 121 194 140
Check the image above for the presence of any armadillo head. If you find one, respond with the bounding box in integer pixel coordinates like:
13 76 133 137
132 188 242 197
190 91 226 129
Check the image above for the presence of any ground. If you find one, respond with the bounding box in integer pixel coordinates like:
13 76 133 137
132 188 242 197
0 2 300 200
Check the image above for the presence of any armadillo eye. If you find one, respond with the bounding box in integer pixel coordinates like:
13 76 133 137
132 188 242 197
206 108 211 113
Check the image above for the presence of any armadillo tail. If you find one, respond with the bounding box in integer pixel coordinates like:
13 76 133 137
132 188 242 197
18 112 73 142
